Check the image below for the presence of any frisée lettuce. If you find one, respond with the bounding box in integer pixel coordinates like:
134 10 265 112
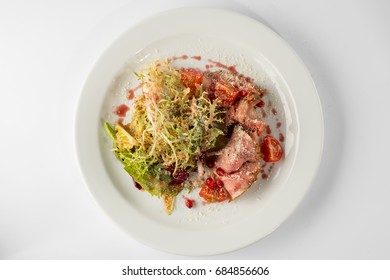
104 60 225 213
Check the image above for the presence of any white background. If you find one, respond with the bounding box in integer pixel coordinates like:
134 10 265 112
1 0 389 259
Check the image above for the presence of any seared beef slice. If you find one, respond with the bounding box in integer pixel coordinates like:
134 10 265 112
214 126 261 200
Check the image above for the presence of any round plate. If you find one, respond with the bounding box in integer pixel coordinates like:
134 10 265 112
75 8 323 256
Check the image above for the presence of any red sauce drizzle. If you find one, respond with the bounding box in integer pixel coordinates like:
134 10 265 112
127 90 134 100
262 173 268 179
279 133 285 142
266 125 272 134
207 59 237 74
127 84 141 100
169 54 189 62
169 54 203 62
276 122 282 128
271 108 277 115
114 104 129 117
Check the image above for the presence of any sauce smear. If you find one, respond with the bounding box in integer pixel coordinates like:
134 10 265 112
169 54 189 62
114 104 129 117
127 84 141 100
208 59 237 74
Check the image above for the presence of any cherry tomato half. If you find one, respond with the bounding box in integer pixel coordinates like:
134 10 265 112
199 183 228 203
261 135 283 162
214 82 240 104
180 68 203 90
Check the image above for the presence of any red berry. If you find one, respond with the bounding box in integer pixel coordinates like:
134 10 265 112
134 182 142 190
216 167 225 176
216 179 224 188
239 90 248 97
205 177 214 187
206 159 215 168
185 198 194 208
256 100 265 107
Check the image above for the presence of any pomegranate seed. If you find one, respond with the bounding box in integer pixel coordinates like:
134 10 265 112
134 182 142 190
216 167 225 176
206 159 215 168
205 177 214 187
168 169 190 186
185 198 194 208
216 179 224 188
256 100 265 107
239 90 248 97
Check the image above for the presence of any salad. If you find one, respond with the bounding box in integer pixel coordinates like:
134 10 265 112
105 59 283 214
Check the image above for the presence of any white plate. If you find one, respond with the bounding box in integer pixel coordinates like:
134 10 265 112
75 8 323 256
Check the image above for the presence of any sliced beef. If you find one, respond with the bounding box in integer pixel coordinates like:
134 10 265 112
211 126 261 201
218 162 260 200
203 70 265 104
214 126 260 174
203 70 265 96
203 70 265 136
227 95 265 136
198 70 267 202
